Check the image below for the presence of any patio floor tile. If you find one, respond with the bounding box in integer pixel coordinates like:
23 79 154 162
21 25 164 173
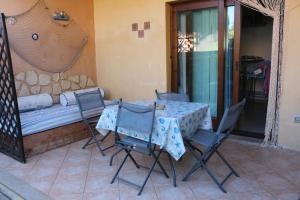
84 190 120 200
0 138 299 200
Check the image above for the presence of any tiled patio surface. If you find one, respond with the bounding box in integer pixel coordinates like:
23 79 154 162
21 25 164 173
0 137 299 200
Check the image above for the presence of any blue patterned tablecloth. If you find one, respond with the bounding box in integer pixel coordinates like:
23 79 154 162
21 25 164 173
96 100 212 160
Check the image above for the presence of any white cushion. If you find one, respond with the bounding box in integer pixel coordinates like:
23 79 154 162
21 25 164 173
18 93 53 112
60 87 105 106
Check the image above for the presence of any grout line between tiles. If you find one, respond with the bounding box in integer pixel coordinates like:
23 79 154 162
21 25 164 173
82 146 95 200
47 144 71 196
22 153 43 181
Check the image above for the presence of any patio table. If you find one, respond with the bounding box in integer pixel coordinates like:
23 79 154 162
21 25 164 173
96 99 212 160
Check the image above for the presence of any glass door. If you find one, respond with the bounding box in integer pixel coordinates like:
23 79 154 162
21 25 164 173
178 8 219 116
171 0 238 124
171 0 222 121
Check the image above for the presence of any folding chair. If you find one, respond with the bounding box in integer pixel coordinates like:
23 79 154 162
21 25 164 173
155 89 190 187
75 89 114 156
155 89 190 102
182 98 246 193
111 101 169 196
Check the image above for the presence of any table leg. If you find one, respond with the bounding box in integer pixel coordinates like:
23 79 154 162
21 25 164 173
168 153 177 187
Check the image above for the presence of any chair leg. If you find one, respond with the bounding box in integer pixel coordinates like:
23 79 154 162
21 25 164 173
111 150 130 184
82 137 93 149
182 143 204 181
168 153 176 187
183 142 236 193
138 149 163 196
185 141 203 155
182 162 202 181
110 148 123 166
83 123 106 156
185 142 202 161
202 162 227 193
126 149 140 169
216 150 239 177
100 131 111 142
151 151 169 178
88 131 106 156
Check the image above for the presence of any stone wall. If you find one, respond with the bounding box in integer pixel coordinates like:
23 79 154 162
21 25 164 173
15 70 96 103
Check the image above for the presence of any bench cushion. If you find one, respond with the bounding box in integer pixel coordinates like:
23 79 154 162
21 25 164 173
20 101 110 136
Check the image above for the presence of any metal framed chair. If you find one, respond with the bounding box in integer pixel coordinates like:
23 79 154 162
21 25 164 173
182 98 246 193
75 88 114 156
110 101 169 196
155 89 190 102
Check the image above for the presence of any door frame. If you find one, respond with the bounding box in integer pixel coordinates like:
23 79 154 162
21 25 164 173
169 0 234 125
232 2 241 104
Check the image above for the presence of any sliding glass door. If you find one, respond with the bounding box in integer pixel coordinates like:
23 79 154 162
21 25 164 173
178 8 218 116
171 0 238 123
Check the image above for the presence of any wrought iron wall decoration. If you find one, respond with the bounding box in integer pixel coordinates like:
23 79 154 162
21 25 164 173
0 13 26 163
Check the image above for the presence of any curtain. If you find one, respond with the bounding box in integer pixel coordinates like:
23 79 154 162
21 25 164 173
192 8 218 117
177 8 218 117
235 0 283 16
235 0 285 147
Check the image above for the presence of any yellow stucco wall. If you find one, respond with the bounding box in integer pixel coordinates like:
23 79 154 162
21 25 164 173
93 0 172 100
278 0 300 151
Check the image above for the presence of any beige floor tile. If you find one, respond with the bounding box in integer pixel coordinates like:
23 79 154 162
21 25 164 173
42 145 69 157
50 192 83 200
149 170 175 186
85 173 119 193
28 164 60 179
155 185 195 200
189 177 229 199
281 168 300 187
120 190 157 200
119 182 157 200
269 189 300 200
6 167 33 179
57 165 89 180
88 164 117 177
36 157 65 168
0 154 36 170
230 191 275 200
224 177 260 193
237 159 273 176
118 169 155 191
84 190 119 200
50 178 86 194
1 138 300 200
254 172 298 192
26 176 56 194
63 154 91 167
